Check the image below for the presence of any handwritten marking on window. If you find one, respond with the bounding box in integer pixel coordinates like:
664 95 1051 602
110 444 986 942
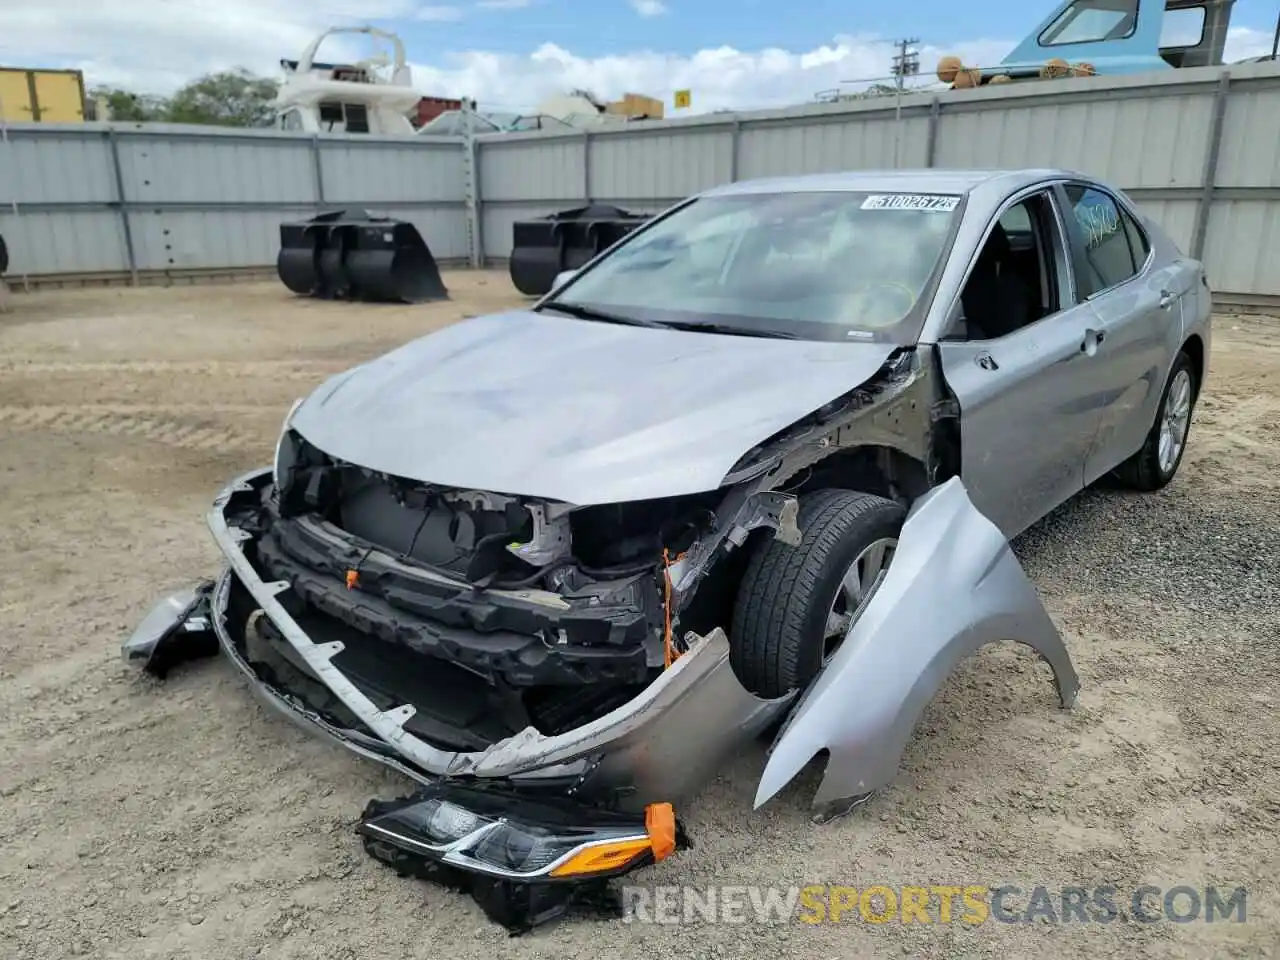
1074 201 1121 249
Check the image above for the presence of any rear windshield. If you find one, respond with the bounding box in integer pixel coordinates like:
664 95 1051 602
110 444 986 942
547 190 961 343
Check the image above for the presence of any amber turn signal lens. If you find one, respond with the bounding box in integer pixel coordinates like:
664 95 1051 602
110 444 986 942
548 837 653 878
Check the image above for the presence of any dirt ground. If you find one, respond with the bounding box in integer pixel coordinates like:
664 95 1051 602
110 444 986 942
1 271 1277 960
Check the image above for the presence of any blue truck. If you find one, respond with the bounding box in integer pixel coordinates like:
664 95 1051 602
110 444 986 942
942 0 1273 86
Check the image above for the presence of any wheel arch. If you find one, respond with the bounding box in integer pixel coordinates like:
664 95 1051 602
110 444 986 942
1181 333 1205 396
753 476 1080 817
787 443 932 506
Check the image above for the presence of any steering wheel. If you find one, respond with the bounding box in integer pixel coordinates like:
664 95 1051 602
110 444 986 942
841 281 919 322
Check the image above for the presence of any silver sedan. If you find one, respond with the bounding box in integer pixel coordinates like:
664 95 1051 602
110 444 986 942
127 167 1209 851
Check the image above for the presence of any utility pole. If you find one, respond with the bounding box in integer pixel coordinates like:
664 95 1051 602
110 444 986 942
889 38 920 168
890 37 921 92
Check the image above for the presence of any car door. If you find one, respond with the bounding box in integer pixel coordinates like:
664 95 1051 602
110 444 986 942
936 186 1107 539
1056 182 1188 484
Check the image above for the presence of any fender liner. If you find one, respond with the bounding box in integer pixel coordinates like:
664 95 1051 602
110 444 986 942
754 476 1080 814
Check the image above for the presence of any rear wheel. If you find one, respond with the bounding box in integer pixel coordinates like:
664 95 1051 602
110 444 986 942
730 489 905 698
1114 350 1197 491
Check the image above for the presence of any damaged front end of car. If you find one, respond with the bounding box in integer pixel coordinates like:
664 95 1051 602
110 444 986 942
125 341 1079 929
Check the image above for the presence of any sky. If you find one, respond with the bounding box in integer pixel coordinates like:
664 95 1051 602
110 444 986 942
0 0 1276 114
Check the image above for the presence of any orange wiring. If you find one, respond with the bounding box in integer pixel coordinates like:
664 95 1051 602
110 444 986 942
662 548 685 668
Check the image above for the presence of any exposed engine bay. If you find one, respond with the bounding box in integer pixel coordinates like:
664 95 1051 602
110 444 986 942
261 436 770 748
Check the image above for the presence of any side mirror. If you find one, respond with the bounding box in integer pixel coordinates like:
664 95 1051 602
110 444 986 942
551 269 578 291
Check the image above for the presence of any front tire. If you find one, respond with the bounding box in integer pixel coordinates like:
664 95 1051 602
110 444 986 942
1114 349 1197 491
730 489 905 698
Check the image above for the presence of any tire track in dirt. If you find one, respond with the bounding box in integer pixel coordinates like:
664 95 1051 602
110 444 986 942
0 404 270 453
0 359 346 380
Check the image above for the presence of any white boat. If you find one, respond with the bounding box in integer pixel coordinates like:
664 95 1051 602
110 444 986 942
274 26 420 135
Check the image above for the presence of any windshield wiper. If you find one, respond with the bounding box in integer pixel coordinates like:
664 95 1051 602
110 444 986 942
656 320 801 340
540 301 801 339
539 300 668 329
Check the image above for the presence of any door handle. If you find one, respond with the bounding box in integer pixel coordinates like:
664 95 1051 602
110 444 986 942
1081 328 1105 353
1159 290 1177 309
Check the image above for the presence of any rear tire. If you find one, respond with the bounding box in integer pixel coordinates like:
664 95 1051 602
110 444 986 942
730 489 905 698
1114 350 1197 491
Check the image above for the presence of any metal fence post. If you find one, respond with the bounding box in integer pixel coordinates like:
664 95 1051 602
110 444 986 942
582 130 593 204
925 96 941 168
310 135 326 206
106 128 139 286
1190 69 1230 262
461 109 484 268
729 118 741 182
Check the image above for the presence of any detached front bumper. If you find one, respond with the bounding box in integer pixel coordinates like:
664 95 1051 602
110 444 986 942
154 467 791 809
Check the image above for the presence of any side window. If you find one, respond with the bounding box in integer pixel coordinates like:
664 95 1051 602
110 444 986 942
1039 0 1138 46
343 103 370 134
1064 184 1140 295
997 202 1032 235
318 101 345 132
1122 208 1150 266
1160 5 1206 47
957 191 1065 341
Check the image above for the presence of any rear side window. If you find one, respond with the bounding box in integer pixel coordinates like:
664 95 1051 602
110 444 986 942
1122 210 1151 266
1064 184 1146 295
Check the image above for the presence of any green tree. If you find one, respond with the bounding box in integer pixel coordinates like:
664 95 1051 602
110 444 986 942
164 69 280 127
88 86 168 122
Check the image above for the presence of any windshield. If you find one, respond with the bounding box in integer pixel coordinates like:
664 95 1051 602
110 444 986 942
542 190 960 343
1038 0 1137 46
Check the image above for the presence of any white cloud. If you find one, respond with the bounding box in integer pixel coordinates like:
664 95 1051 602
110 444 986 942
413 38 1017 112
477 0 533 7
415 4 466 21
0 1 1271 115
1222 26 1277 61
630 0 667 17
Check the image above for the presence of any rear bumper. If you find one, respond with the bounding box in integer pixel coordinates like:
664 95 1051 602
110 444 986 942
204 468 792 808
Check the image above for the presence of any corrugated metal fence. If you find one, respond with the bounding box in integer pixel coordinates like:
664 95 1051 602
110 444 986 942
2 61 1278 301
0 123 467 284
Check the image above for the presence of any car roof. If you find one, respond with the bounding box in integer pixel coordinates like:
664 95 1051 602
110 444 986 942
701 168 1086 200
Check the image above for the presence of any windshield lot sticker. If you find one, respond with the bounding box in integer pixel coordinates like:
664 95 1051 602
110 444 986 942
861 194 960 212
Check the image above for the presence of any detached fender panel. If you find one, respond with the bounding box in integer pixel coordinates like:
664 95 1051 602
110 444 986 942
754 476 1080 813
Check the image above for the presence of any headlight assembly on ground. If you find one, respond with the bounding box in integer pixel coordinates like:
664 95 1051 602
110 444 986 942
357 783 689 934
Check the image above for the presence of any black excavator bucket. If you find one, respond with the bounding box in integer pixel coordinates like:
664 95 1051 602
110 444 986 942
0 232 8 276
277 209 449 304
509 204 652 296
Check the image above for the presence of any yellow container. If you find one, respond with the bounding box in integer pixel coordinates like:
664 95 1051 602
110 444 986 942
0 67 86 122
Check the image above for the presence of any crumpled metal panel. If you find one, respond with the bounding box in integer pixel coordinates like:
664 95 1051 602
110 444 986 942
755 476 1080 814
287 311 897 505
206 468 792 808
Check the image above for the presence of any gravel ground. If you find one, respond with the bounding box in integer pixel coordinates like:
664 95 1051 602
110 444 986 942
1 272 1277 960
